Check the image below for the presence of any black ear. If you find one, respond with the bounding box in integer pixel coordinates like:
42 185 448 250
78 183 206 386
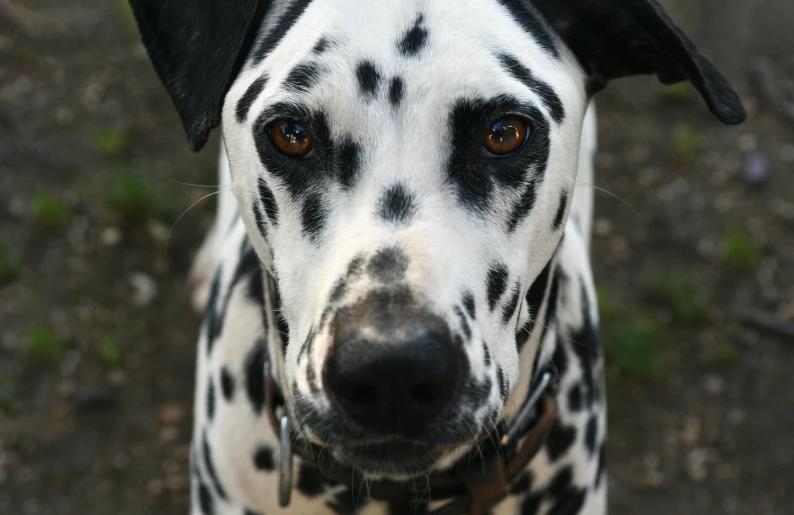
531 0 746 124
129 0 270 151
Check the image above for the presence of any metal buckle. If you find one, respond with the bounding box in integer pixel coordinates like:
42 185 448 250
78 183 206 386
277 414 293 507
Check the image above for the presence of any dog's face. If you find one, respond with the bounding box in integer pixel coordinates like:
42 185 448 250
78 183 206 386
130 0 745 479
222 0 585 475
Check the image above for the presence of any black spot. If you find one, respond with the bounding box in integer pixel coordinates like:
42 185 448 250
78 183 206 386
486 263 509 311
313 36 330 54
337 139 360 189
356 61 381 97
552 191 568 230
521 493 543 515
501 283 521 324
568 280 602 408
377 183 416 224
245 340 266 414
269 276 290 349
244 510 262 515
567 384 582 412
202 433 228 500
398 15 428 56
446 95 548 213
236 76 267 123
198 482 214 515
549 339 568 379
367 246 409 283
253 0 314 64
546 419 577 461
257 178 279 225
510 470 533 494
498 53 565 124
547 465 573 498
296 463 327 497
301 190 328 241
483 342 491 367
253 445 274 471
595 443 607 488
506 176 540 232
584 415 598 455
204 270 223 354
455 306 471 340
494 0 559 58
537 264 565 348
548 488 587 515
516 259 553 350
206 378 216 420
496 367 510 403
253 203 268 242
283 61 321 92
220 368 235 401
463 292 476 319
388 77 404 107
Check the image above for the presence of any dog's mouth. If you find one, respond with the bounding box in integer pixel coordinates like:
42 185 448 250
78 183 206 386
329 439 450 477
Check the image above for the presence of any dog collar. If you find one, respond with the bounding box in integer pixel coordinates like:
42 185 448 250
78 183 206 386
263 352 557 515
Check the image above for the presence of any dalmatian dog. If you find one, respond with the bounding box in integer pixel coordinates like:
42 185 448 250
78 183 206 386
129 0 745 514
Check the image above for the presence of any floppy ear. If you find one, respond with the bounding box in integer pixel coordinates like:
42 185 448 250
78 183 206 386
128 0 269 151
531 0 746 124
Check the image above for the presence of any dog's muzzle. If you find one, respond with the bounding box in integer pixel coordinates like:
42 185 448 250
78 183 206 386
264 353 557 515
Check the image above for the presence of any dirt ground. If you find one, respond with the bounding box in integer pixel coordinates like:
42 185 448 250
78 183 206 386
1 1 793 514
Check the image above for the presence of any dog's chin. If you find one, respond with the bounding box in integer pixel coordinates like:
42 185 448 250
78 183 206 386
330 441 448 478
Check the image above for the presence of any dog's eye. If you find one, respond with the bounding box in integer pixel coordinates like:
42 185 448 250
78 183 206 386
483 118 529 156
270 118 313 157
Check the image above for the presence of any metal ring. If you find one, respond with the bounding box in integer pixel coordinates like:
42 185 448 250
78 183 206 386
505 371 552 443
277 415 293 507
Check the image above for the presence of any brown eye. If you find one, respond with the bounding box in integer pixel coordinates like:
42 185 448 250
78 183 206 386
270 118 313 157
483 118 528 156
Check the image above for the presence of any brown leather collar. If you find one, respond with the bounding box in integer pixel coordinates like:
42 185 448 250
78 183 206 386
263 352 557 515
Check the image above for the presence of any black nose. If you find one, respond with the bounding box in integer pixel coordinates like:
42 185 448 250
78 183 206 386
324 315 460 438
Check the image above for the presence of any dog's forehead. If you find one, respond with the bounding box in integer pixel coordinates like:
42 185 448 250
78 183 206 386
237 0 575 134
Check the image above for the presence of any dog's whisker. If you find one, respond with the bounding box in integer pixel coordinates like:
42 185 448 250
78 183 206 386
165 190 222 256
576 180 638 215
167 178 233 190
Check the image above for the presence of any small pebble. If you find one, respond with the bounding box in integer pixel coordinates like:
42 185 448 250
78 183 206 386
742 152 769 184
101 227 122 246
130 272 158 307
158 404 185 425
686 447 709 482
704 374 724 395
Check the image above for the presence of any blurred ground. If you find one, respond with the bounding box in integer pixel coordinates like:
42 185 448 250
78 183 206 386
1 0 793 514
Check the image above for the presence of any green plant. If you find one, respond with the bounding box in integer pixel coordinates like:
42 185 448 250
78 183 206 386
99 335 121 366
26 324 64 362
606 315 664 377
0 239 22 285
32 190 73 230
94 126 129 156
671 123 703 162
721 231 762 271
643 270 711 321
105 173 158 225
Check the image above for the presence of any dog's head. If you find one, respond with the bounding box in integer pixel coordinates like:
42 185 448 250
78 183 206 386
131 0 744 477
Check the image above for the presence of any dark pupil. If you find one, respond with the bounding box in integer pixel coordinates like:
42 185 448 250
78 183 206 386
280 121 307 146
491 121 517 144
